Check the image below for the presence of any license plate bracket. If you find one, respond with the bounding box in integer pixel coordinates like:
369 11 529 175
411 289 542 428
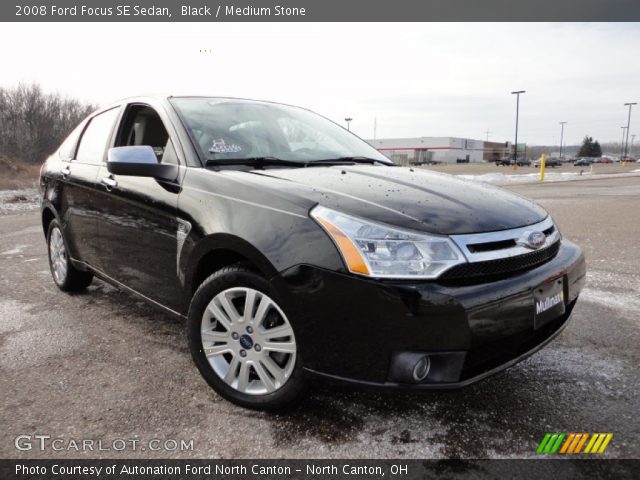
534 277 565 329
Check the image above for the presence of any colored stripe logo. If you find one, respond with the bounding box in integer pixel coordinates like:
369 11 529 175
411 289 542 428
537 433 613 454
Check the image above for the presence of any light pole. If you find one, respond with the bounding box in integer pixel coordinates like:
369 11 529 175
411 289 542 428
511 90 525 165
621 126 628 161
345 117 353 131
559 121 567 160
623 102 637 161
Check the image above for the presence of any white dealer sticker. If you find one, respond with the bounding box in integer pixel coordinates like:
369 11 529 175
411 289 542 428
536 291 563 315
209 138 242 154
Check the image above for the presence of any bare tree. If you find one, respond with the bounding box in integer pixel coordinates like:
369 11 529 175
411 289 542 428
0 83 96 164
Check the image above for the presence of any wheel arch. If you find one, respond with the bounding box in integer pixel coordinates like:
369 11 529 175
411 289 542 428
41 205 58 237
186 233 279 296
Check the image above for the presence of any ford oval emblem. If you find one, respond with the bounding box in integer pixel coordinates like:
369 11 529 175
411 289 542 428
518 230 546 250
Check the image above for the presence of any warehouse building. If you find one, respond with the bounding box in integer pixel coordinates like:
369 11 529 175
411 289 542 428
483 141 514 163
367 137 511 165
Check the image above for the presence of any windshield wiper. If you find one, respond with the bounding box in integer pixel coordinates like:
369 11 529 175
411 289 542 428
206 156 393 169
304 156 392 166
205 157 304 168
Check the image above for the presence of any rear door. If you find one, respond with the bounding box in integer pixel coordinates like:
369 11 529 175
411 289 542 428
60 107 120 266
93 103 184 312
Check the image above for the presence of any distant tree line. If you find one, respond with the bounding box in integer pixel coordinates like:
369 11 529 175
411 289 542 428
526 135 612 160
0 83 96 164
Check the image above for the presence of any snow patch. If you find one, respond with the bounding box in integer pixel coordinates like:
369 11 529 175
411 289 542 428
458 171 640 185
458 171 590 185
2 245 26 255
0 300 87 369
581 287 640 312
0 188 39 214
524 346 625 381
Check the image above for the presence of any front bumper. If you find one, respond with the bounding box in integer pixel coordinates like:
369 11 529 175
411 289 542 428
273 240 586 389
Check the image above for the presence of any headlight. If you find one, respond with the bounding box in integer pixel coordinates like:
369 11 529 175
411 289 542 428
311 206 466 279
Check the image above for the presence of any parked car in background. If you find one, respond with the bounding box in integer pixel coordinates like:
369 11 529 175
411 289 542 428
496 158 530 166
39 95 586 410
534 158 561 168
574 157 595 166
595 157 613 164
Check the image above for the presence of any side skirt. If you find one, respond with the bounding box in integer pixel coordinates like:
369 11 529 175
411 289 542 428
70 258 186 320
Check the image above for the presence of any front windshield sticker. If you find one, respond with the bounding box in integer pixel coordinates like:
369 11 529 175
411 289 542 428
209 138 242 154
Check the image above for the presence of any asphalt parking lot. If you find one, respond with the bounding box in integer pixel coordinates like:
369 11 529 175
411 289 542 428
1 175 639 459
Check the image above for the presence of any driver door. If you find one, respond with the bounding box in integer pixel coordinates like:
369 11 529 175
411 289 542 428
93 103 184 312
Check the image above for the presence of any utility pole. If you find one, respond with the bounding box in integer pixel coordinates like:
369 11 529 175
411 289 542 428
621 126 628 161
623 102 637 161
485 129 491 141
559 122 567 160
511 90 526 168
345 117 353 131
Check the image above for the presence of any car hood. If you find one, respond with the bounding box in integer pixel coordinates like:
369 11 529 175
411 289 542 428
248 165 547 235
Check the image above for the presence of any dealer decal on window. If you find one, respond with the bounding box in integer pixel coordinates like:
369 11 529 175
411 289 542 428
209 138 242 154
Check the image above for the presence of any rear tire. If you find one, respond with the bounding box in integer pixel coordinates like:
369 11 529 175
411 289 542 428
187 265 305 411
47 219 93 292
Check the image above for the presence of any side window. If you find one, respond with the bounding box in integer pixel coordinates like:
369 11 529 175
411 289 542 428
75 108 120 164
161 139 179 165
116 105 177 164
58 122 86 160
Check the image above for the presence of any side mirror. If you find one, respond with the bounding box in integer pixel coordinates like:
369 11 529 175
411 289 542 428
107 146 178 181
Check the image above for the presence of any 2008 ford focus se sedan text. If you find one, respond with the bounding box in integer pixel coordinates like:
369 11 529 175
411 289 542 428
39 95 586 410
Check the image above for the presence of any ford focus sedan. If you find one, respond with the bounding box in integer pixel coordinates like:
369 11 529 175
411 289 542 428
40 95 586 410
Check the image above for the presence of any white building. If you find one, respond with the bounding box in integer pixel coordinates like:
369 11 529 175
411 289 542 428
367 137 501 165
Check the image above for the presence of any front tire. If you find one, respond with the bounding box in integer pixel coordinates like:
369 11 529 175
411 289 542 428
47 220 93 292
187 265 305 411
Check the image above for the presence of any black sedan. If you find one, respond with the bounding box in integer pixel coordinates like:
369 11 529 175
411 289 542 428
534 158 562 168
39 96 585 410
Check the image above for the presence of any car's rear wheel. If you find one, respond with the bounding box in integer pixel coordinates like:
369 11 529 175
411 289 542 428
47 220 93 291
187 265 305 410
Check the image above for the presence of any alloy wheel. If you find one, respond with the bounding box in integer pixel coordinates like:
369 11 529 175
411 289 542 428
200 287 297 395
49 227 68 284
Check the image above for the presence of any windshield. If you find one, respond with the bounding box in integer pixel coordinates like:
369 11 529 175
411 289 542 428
170 97 392 165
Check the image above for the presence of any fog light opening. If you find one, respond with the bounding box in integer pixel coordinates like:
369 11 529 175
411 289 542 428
412 355 431 382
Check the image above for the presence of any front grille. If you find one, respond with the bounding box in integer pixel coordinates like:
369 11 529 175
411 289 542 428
441 240 561 282
467 238 515 253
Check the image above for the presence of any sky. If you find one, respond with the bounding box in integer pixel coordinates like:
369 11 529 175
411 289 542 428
1 22 639 145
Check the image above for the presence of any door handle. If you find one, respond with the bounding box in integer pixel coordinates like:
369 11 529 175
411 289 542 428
61 166 71 177
101 176 118 190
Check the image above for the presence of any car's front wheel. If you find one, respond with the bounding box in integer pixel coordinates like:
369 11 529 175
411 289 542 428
187 265 305 410
47 220 93 292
